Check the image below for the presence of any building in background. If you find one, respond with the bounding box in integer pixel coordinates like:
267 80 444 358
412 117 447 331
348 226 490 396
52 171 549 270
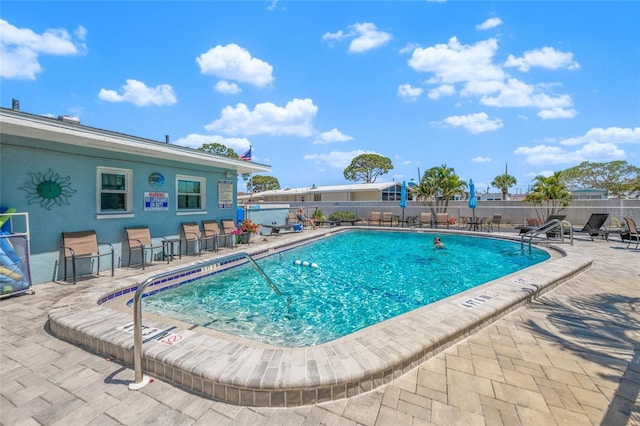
239 182 407 204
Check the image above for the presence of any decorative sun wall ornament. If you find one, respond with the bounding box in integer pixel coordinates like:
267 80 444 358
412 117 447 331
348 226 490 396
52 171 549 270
20 169 77 210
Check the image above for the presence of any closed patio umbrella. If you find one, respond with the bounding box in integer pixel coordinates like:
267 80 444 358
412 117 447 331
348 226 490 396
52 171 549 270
399 181 407 227
468 179 477 220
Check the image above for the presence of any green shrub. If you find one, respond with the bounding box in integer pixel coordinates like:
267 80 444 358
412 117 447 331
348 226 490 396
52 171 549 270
312 209 324 220
328 210 356 221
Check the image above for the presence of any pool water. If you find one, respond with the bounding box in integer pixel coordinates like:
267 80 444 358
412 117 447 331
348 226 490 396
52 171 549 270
141 230 549 347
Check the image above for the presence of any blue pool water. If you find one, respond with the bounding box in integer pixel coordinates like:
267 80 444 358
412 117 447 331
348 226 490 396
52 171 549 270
141 230 549 347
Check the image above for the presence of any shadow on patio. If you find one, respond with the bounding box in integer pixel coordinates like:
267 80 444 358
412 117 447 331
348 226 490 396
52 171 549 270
523 292 640 425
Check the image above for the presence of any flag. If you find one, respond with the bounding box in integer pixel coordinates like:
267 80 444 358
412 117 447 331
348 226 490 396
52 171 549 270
239 146 252 161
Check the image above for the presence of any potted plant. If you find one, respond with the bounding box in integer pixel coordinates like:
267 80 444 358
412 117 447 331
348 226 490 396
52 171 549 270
238 219 259 244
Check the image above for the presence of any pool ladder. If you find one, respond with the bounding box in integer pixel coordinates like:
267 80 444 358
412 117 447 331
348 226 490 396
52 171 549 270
128 251 284 390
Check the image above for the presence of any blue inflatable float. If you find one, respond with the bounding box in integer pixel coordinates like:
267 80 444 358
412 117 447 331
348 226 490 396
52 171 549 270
0 210 32 296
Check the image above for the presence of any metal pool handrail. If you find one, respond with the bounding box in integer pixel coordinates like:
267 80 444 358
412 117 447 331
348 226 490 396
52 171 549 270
520 219 573 251
129 251 283 389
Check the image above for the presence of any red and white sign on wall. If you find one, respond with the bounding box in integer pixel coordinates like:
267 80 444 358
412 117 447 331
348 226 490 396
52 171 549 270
144 192 169 211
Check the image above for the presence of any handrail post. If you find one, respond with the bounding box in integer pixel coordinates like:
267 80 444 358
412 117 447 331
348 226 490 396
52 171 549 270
128 276 154 390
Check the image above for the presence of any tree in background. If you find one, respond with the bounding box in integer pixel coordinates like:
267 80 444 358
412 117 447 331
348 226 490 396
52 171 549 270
560 160 640 198
343 154 393 183
197 142 251 186
632 175 640 193
523 172 572 219
491 173 518 200
197 142 239 158
414 164 467 213
247 175 280 193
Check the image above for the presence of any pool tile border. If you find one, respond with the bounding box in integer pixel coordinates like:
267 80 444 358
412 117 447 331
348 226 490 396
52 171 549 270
48 229 592 407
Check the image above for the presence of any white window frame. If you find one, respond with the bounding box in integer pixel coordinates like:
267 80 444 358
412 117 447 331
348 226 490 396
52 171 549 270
96 167 133 217
176 174 206 213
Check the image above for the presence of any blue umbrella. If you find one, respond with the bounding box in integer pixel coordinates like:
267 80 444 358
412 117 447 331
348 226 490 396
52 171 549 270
399 181 407 226
468 179 477 219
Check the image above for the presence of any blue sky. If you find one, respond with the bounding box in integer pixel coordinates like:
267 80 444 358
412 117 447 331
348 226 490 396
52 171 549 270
2 1 639 194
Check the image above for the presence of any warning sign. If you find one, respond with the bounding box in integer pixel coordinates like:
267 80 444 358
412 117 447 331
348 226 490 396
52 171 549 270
144 192 169 211
117 323 185 346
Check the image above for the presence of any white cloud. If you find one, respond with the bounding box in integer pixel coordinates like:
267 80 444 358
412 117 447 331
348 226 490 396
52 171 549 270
215 80 241 95
313 128 353 144
408 37 504 84
304 150 370 169
399 42 420 54
472 156 493 163
428 84 455 100
98 79 177 106
321 30 346 43
205 98 318 137
349 23 392 53
579 141 626 158
74 26 88 42
196 43 274 87
461 80 504 96
560 127 640 146
480 78 573 109
476 18 503 30
172 134 251 152
537 107 577 119
408 36 578 118
527 170 555 178
516 127 638 167
514 141 626 165
397 84 423 101
0 19 86 80
322 22 391 53
504 46 580 72
442 112 503 134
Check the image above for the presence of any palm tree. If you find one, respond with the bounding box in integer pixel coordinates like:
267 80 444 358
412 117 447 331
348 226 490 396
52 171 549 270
491 173 517 200
523 172 572 220
414 164 467 213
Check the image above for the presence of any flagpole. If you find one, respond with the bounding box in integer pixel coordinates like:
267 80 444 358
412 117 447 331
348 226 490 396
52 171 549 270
245 145 252 203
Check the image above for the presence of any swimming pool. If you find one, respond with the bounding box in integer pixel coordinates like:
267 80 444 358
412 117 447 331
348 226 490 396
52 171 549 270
51 228 593 406
139 230 549 347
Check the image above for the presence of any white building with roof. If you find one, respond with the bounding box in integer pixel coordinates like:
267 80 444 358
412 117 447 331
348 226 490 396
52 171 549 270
239 182 411 204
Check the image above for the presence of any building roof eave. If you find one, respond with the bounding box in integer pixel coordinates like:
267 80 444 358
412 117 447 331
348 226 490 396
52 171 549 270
0 109 271 174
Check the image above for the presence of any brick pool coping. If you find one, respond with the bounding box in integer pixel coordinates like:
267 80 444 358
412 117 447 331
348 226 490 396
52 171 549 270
48 228 592 407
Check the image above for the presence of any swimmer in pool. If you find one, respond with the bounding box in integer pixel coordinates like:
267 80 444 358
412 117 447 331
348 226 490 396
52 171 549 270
433 237 445 249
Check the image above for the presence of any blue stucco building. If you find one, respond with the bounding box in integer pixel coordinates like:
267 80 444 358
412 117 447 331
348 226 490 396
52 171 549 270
0 107 270 285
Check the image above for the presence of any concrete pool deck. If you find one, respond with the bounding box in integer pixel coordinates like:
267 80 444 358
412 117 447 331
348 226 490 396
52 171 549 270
1 227 639 425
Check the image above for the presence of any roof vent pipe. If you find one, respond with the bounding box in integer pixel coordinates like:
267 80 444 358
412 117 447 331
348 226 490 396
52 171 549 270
12 98 20 111
57 115 80 125
165 135 170 144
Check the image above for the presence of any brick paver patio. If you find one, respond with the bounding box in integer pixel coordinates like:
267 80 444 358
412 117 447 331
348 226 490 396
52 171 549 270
1 231 638 425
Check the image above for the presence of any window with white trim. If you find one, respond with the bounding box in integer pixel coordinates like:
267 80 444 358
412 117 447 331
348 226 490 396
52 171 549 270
381 185 401 201
177 175 205 210
97 167 132 213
